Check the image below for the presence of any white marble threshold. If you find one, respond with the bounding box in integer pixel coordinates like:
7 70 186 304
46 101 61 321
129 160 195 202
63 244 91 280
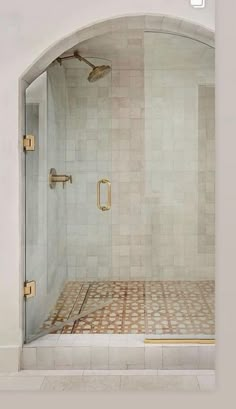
24 333 215 347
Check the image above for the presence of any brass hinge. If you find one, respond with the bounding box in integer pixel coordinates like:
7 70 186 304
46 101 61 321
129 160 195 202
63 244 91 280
24 281 36 298
23 134 35 151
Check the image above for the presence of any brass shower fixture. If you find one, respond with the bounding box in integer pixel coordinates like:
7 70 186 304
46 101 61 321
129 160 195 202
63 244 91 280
49 168 72 189
56 51 111 82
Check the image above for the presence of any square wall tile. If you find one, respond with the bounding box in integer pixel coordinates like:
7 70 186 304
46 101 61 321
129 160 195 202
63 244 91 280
54 347 73 369
108 347 128 369
162 346 199 369
198 346 215 369
91 347 109 369
36 347 54 369
21 347 37 370
72 346 91 369
145 346 163 369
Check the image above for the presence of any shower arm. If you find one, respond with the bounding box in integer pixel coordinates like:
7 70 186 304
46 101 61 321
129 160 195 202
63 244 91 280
56 51 96 69
73 51 96 68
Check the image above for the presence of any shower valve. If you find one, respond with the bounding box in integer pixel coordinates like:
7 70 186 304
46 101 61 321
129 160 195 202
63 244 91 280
49 168 72 189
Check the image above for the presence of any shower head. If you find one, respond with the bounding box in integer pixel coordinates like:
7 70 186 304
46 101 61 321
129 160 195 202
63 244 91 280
56 51 111 82
87 65 111 83
74 51 111 82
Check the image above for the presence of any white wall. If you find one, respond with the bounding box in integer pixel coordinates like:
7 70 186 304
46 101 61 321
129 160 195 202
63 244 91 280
0 0 215 371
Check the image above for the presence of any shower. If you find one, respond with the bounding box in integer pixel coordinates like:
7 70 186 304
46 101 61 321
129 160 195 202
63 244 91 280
56 50 111 82
24 24 215 345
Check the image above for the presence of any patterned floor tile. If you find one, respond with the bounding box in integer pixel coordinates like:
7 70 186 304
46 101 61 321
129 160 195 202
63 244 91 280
41 280 215 335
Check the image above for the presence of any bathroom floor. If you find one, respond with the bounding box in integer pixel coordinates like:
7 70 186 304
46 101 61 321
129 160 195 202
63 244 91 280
42 281 214 336
0 370 216 392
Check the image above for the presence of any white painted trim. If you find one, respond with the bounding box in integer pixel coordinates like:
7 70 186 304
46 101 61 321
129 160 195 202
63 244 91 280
0 347 21 373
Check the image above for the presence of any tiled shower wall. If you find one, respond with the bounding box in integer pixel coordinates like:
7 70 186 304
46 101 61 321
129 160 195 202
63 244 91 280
47 64 67 290
63 29 215 281
144 33 215 280
198 86 215 258
65 60 112 281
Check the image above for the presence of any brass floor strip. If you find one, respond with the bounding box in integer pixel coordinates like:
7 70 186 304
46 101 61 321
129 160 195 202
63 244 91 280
144 339 215 345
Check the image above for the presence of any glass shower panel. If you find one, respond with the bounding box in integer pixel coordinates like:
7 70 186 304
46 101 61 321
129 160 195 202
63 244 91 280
25 72 50 341
25 66 69 342
143 32 215 338
25 57 113 341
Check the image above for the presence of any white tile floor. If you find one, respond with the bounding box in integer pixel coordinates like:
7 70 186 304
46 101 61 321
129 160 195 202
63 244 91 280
0 370 215 391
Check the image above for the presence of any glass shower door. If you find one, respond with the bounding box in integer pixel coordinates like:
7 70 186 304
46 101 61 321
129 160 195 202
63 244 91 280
25 71 51 342
25 68 69 342
25 58 113 342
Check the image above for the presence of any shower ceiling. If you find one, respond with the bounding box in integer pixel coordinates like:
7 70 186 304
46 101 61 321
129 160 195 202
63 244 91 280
58 30 214 70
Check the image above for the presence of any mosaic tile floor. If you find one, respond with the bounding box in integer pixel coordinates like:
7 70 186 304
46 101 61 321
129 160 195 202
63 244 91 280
42 281 215 335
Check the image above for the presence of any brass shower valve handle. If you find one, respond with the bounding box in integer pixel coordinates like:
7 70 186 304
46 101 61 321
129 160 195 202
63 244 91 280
49 168 72 189
62 175 72 189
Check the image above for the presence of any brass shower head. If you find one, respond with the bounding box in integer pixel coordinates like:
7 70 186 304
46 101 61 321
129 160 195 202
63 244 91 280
73 51 111 83
56 51 111 83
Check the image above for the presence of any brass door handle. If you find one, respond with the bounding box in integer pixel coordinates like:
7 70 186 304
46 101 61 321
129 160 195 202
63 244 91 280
97 179 111 211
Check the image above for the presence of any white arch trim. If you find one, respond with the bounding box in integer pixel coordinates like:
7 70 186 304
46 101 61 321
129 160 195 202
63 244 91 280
20 14 214 86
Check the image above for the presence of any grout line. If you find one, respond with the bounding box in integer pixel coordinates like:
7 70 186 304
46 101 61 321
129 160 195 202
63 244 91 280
39 376 47 390
196 374 201 391
197 345 200 370
161 345 163 369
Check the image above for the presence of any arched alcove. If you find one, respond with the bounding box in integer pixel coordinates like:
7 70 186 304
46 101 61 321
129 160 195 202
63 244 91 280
20 14 214 86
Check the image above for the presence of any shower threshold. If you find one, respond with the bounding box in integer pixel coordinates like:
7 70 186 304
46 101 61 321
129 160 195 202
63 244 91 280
23 279 215 369
22 333 215 370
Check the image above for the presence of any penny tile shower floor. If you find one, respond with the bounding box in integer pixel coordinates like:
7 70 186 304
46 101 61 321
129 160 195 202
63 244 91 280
42 281 214 335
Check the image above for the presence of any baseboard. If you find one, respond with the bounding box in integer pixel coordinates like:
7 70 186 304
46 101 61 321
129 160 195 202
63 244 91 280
0 346 21 372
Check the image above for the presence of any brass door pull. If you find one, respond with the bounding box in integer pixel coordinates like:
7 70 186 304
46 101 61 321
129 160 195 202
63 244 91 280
97 179 111 211
49 168 72 189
